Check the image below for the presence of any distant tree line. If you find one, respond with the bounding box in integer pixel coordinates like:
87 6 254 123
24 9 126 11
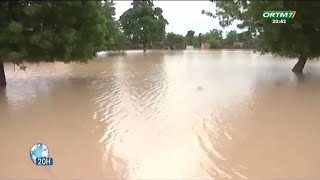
202 0 320 72
0 0 166 86
163 29 256 50
0 0 128 86
1 0 319 86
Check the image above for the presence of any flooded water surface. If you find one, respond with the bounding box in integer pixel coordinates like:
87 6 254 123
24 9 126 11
1 50 320 179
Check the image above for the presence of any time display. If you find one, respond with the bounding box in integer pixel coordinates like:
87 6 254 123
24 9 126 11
272 19 287 24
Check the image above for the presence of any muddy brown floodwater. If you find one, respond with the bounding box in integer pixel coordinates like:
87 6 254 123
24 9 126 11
1 50 320 179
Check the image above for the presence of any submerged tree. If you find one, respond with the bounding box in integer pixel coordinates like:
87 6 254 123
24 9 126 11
164 32 185 49
185 30 195 46
203 1 320 72
0 1 111 86
224 30 238 46
119 0 168 53
113 29 128 52
198 33 205 48
103 1 127 51
204 29 223 48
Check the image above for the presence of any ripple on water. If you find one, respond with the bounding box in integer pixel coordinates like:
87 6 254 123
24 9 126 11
3 52 320 179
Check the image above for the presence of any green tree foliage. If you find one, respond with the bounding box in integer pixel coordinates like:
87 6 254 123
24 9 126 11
192 36 199 48
197 33 206 48
119 0 168 52
114 30 128 51
103 0 117 50
164 32 185 49
103 1 127 51
204 1 320 72
204 29 223 48
237 31 255 48
1 1 108 62
105 22 128 51
237 32 245 42
185 30 195 45
224 30 238 46
222 30 255 48
201 9 216 18
0 1 111 86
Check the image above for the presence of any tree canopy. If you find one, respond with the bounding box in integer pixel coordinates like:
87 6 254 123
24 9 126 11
119 0 168 52
203 29 223 48
197 33 205 48
0 1 109 63
204 1 320 72
164 32 185 49
103 1 127 51
224 30 238 46
185 30 195 45
0 1 117 86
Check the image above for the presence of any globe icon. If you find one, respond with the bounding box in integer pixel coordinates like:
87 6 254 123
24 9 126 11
30 143 49 164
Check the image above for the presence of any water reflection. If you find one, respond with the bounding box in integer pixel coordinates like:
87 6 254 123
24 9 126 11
1 50 320 179
93 53 171 179
195 63 320 179
0 87 10 123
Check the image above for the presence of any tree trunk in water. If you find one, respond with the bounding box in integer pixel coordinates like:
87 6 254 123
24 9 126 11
292 56 307 73
143 43 147 53
142 34 148 53
0 61 6 87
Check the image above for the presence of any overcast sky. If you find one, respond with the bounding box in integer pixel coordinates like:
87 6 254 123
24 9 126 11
114 1 239 36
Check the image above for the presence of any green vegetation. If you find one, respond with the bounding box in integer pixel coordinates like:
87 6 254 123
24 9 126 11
119 0 168 53
224 30 238 46
103 1 125 52
185 30 195 46
166 29 239 49
203 1 320 72
197 33 205 48
1 0 170 87
222 31 255 48
164 32 185 50
0 0 318 86
204 29 223 48
180 29 254 49
0 1 117 86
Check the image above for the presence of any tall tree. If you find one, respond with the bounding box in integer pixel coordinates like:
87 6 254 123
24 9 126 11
204 29 223 48
198 33 205 48
237 32 245 42
224 30 238 46
103 0 117 50
203 1 320 72
119 0 168 53
0 1 110 86
192 36 199 48
185 30 195 46
113 29 128 52
164 32 185 49
103 1 127 51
